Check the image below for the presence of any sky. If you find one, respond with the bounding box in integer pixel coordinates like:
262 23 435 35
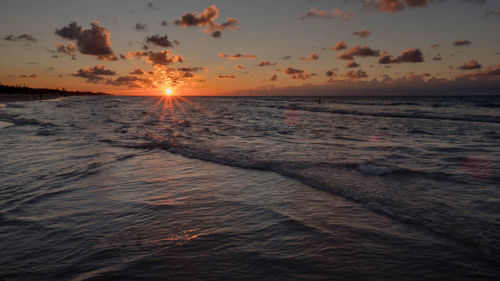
0 0 499 96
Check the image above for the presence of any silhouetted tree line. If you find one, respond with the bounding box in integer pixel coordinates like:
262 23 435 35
0 83 109 96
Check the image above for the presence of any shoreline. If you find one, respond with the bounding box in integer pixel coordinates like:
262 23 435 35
0 93 107 103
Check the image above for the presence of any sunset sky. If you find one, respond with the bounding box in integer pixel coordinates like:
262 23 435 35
1 0 499 96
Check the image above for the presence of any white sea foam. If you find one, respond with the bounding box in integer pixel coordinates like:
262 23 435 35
0 120 14 129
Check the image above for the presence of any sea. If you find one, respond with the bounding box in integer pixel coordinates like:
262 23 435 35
0 95 499 281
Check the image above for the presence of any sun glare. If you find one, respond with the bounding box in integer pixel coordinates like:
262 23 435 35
165 88 173 95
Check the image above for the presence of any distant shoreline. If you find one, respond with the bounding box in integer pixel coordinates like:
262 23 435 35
0 84 110 103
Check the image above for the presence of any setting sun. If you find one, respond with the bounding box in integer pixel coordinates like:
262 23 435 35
165 88 173 95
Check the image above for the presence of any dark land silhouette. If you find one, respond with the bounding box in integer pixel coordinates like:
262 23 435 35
0 84 109 102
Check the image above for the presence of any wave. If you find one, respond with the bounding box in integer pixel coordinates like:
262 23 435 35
104 136 500 265
272 105 500 124
0 112 55 127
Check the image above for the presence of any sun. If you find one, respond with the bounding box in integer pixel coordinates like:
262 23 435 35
165 88 173 95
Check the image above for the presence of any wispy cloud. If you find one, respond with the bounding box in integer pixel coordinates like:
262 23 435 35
300 8 353 20
218 52 256 59
3 34 37 43
352 29 371 38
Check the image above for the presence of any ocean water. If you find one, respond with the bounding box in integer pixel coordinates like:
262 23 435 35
0 95 499 280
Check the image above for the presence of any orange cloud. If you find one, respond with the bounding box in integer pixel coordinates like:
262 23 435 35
363 0 431 13
300 53 320 62
458 59 482 70
457 64 500 80
54 42 76 56
346 61 360 68
330 41 347 51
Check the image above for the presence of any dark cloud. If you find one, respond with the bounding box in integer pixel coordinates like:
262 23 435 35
344 69 368 79
72 65 116 83
352 29 371 38
282 55 291 60
234 65 245 69
161 20 168 26
346 61 360 68
458 59 482 70
257 61 277 67
55 22 81 40
284 67 305 75
282 67 316 80
326 71 337 77
147 2 159 10
378 48 424 64
175 5 218 26
397 48 424 62
300 53 320 62
453 40 471 46
135 22 147 31
433 54 442 61
129 68 145 75
218 52 256 59
291 73 317 80
218 74 236 79
330 41 347 51
176 66 204 78
55 22 117 61
337 45 380 60
17 74 38 78
174 5 240 38
145 34 174 48
270 74 278 81
106 75 154 88
300 8 353 20
125 50 184 66
3 34 37 42
177 66 204 72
